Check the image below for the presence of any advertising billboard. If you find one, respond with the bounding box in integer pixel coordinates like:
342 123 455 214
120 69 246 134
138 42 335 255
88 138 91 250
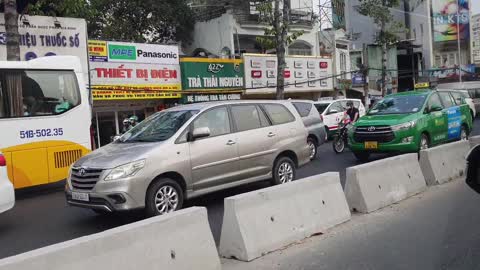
0 15 88 77
88 40 181 100
180 58 244 103
432 0 470 42
243 54 333 94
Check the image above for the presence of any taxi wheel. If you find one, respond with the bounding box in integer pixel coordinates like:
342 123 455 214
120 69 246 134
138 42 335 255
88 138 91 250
420 134 429 150
461 126 468 141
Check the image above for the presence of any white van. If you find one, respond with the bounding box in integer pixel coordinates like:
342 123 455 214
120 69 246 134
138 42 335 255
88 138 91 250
314 99 366 135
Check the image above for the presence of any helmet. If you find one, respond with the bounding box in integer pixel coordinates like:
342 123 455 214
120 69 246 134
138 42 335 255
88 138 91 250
129 115 139 122
123 118 130 124
346 101 354 107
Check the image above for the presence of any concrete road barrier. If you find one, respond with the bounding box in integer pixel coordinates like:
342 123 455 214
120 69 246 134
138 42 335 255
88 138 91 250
0 207 220 270
219 172 350 262
344 153 426 213
419 140 470 186
470 135 480 148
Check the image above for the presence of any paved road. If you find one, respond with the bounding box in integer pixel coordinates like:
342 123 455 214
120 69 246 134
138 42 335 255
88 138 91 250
0 119 478 259
224 179 480 270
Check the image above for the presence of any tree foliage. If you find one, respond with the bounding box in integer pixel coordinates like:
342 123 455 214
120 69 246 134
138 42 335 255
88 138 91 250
26 0 195 44
356 0 405 45
255 1 304 51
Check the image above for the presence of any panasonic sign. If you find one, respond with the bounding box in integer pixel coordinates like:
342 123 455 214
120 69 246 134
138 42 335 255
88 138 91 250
106 42 180 65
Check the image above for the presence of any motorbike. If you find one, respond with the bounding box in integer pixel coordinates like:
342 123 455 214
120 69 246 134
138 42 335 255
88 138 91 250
332 117 352 154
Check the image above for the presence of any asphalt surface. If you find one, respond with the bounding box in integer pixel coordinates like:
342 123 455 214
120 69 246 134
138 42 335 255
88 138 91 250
223 179 480 270
0 119 479 260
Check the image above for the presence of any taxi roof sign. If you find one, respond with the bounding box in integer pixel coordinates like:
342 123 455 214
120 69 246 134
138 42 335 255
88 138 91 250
414 82 430 89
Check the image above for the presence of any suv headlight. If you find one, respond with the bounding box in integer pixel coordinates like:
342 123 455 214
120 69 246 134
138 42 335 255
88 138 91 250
104 160 146 181
391 121 416 132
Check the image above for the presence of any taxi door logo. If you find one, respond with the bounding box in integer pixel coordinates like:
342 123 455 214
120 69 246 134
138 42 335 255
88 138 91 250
109 44 137 61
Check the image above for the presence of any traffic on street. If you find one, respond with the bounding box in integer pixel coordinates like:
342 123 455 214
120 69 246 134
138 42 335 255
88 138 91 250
0 117 478 259
2 0 480 269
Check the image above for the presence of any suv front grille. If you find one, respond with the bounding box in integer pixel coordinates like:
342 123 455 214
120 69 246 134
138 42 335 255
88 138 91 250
354 126 395 143
71 167 103 190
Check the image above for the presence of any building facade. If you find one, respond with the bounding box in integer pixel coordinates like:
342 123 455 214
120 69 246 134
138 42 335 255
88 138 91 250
187 1 320 58
471 13 480 65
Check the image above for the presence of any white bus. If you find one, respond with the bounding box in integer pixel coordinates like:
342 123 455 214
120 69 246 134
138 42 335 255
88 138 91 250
0 56 92 189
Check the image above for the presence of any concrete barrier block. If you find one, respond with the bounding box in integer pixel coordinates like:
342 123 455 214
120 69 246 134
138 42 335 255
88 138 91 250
470 135 480 148
344 153 426 213
419 140 469 186
0 207 220 270
219 172 350 262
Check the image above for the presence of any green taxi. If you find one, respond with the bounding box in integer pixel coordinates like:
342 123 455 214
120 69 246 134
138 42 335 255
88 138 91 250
349 90 473 161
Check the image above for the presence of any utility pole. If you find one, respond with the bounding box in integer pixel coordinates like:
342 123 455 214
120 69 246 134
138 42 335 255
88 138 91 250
380 0 387 97
4 0 20 61
275 0 289 100
362 44 369 107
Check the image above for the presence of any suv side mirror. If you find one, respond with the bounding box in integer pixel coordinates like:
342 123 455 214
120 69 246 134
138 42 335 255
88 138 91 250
429 105 443 113
190 127 211 141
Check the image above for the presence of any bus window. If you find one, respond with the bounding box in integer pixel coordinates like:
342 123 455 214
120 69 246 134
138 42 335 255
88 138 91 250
0 70 80 118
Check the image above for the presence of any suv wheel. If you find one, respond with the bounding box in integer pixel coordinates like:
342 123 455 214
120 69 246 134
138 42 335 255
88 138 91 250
272 156 296 185
146 178 184 217
307 137 318 160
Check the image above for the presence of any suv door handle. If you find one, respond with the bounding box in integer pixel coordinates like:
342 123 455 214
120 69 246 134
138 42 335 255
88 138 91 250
268 132 276 137
226 140 236 145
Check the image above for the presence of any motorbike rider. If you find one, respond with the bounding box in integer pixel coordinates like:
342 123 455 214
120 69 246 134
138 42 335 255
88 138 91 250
345 101 359 123
121 118 131 134
128 115 139 131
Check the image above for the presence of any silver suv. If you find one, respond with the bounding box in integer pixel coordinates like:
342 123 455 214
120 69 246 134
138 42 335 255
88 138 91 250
66 101 310 216
291 100 327 160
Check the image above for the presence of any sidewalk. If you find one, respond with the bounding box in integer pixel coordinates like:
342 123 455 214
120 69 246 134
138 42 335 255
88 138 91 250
222 178 480 270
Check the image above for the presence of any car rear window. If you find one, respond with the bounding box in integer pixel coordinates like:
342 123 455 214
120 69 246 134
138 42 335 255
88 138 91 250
263 104 295 125
439 92 455 108
292 102 312 117
314 103 329 114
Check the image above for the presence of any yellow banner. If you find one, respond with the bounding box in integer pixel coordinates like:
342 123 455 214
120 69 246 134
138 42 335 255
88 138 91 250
92 90 181 100
88 40 107 57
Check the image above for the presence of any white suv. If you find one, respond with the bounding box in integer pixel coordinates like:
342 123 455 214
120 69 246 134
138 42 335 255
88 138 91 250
0 152 14 213
314 99 366 136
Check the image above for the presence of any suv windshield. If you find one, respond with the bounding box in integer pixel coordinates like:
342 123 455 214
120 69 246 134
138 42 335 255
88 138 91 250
117 110 198 143
368 95 427 115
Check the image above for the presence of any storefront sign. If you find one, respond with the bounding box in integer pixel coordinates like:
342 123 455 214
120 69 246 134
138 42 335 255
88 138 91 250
0 14 88 75
180 58 244 90
89 41 181 100
243 54 333 93
105 41 179 65
432 0 470 42
88 40 108 62
183 93 241 103
429 64 476 82
92 89 180 100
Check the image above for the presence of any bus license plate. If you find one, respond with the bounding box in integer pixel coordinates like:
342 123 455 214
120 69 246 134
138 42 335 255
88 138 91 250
364 141 378 149
72 192 89 202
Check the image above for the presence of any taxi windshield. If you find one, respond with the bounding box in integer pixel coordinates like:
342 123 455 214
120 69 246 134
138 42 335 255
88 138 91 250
368 94 427 115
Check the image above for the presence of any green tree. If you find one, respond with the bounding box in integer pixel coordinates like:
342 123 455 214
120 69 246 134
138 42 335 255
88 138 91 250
356 0 404 96
28 0 195 44
255 0 305 99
